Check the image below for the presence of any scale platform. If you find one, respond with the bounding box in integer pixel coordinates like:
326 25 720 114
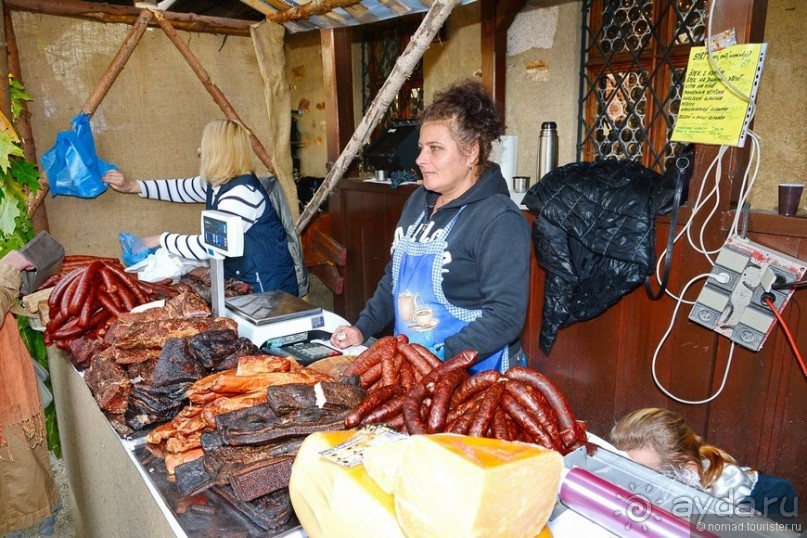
225 291 322 326
223 291 349 362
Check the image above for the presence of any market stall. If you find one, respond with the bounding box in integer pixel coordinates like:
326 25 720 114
37 262 796 537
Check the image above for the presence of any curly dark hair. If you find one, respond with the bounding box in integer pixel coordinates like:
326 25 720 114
420 78 502 167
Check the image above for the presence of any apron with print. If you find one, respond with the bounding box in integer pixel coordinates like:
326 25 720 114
392 209 509 374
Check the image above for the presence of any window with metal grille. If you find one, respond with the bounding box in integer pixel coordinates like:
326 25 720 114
578 0 708 172
360 20 424 138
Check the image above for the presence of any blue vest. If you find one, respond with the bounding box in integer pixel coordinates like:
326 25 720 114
206 174 298 295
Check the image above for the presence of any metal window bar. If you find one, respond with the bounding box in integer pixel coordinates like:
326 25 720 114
578 0 708 173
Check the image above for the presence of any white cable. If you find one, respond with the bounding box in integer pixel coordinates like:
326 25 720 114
651 272 736 404
705 0 755 120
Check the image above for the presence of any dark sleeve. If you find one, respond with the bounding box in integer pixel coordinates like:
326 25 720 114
443 209 531 360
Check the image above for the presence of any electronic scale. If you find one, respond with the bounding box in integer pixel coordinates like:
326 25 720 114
200 210 349 365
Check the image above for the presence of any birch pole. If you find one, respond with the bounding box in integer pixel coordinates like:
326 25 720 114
295 0 461 233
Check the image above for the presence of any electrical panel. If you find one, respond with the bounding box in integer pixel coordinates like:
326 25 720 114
688 235 806 351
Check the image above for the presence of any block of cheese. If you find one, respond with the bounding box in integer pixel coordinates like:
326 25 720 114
288 430 405 538
394 434 563 538
362 438 409 495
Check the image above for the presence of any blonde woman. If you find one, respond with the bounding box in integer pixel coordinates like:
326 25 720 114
103 119 297 295
611 407 798 517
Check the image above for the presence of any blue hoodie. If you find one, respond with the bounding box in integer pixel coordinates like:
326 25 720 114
355 163 531 361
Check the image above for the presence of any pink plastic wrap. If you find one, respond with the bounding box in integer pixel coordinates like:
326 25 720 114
560 467 715 538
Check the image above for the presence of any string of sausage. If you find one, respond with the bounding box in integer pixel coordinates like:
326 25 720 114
342 338 586 454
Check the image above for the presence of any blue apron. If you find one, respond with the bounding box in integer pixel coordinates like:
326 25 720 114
392 208 509 373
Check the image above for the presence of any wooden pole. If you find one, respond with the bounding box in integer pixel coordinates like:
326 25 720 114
0 1 11 119
4 5 49 225
295 0 461 233
267 0 363 24
82 9 152 115
152 10 276 176
4 0 253 36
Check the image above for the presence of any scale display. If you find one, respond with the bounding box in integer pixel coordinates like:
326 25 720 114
200 210 243 258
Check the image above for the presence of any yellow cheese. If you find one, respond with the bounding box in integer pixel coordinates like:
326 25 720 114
362 438 409 495
394 434 563 538
288 430 405 538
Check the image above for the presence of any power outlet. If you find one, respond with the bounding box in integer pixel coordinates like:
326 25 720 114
688 235 807 351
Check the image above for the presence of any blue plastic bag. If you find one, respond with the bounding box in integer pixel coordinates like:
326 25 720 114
41 113 116 198
119 232 157 267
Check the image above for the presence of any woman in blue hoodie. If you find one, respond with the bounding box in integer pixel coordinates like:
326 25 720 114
331 79 531 373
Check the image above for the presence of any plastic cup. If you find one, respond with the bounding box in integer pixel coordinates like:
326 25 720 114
778 183 804 217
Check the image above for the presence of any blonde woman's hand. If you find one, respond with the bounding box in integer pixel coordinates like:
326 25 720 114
330 325 364 349
103 170 141 194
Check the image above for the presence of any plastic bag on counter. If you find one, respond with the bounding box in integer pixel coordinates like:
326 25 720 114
41 112 116 198
125 247 206 283
119 232 157 267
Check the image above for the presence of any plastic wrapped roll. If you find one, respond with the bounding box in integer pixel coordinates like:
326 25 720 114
560 467 714 538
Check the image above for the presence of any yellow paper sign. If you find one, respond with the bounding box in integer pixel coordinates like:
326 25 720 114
671 43 767 147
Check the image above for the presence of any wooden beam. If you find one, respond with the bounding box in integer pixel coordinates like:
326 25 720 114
268 0 363 24
297 0 462 232
4 4 49 228
4 0 253 36
320 27 354 170
82 9 152 115
151 10 276 175
0 1 10 119
479 0 525 118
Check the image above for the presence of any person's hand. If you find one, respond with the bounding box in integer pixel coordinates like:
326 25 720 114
103 170 141 194
330 325 364 349
141 235 162 249
0 250 33 272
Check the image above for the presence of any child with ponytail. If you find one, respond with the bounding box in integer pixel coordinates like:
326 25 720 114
610 408 797 518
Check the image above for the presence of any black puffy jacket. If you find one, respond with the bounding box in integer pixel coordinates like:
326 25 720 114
523 160 666 353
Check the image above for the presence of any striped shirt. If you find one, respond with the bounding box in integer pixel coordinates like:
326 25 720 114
137 176 267 260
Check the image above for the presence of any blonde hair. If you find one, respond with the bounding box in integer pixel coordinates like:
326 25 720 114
610 408 737 488
198 119 254 185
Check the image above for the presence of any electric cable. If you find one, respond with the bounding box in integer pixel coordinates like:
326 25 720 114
652 273 736 404
764 296 807 378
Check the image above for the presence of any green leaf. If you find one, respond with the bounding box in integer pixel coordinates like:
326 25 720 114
0 131 24 173
9 75 33 120
0 195 21 236
10 158 41 194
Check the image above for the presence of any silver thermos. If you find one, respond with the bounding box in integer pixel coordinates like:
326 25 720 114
537 121 558 182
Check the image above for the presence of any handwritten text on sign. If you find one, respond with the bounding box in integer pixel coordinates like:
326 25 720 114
671 44 766 147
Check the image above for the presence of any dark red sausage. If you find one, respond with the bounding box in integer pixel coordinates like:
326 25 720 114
447 404 476 435
468 381 506 437
500 393 558 450
360 395 407 425
506 380 562 449
68 261 103 315
97 292 125 317
426 369 467 433
399 361 414 390
491 407 511 440
344 336 396 377
78 287 100 328
445 389 487 425
345 385 405 428
47 268 82 310
402 383 428 435
104 262 148 303
59 274 83 318
359 362 383 388
450 370 503 407
381 353 397 387
398 342 433 377
505 367 577 448
421 350 478 386
410 343 442 369
387 413 405 431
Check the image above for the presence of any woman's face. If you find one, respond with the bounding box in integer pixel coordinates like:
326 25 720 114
416 120 477 197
